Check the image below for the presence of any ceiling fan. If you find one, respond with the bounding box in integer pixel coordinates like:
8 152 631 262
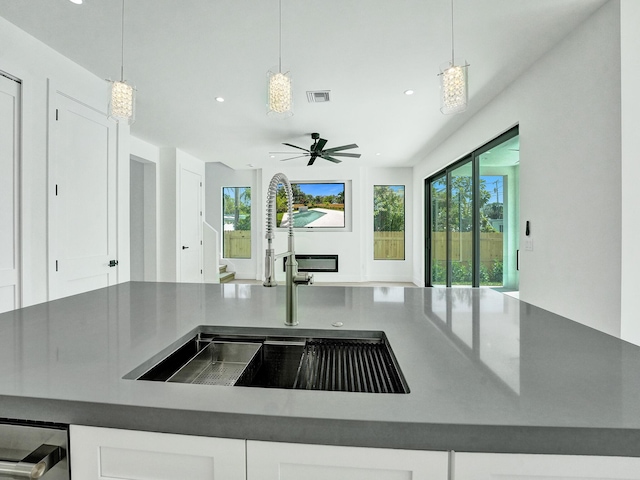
271 133 361 166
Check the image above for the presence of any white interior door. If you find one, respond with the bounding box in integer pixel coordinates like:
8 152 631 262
0 73 21 313
180 168 203 283
49 91 117 300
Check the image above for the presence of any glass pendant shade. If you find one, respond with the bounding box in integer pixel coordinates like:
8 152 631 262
439 60 468 114
267 69 292 117
108 79 136 125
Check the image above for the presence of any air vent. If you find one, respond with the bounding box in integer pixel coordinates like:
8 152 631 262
306 90 331 103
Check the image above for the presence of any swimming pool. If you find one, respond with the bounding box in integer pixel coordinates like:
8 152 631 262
292 210 326 227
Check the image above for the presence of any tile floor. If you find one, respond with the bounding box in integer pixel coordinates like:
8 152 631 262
228 279 419 288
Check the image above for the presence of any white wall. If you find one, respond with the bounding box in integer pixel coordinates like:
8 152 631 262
157 147 206 282
364 168 413 282
205 163 259 280
207 163 414 283
620 0 640 345
260 165 362 283
0 15 130 306
158 149 178 282
130 160 145 281
131 137 160 281
414 1 622 337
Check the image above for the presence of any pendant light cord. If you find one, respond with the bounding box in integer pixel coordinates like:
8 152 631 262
450 0 455 65
278 0 282 73
120 0 125 81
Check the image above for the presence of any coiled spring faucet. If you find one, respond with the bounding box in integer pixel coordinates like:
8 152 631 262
264 173 314 326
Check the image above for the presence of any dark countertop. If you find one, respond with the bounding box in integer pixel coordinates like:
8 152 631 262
1 282 639 456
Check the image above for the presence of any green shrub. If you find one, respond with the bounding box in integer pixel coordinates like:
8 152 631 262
490 259 503 283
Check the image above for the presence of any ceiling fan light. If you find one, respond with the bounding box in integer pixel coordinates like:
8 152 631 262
108 79 136 124
439 61 468 114
267 70 293 117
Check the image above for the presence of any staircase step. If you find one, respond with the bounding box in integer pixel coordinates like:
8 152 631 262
219 264 227 274
220 271 235 283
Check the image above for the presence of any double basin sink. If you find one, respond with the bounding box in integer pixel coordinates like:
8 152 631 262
125 326 409 394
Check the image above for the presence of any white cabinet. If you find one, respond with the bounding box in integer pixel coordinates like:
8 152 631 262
455 452 640 480
247 440 449 480
70 426 640 480
70 425 245 480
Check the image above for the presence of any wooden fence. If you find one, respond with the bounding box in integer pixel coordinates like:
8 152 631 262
374 231 405 260
431 232 503 268
224 230 502 264
223 230 251 258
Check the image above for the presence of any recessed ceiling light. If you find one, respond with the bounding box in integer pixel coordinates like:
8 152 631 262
376 153 381 156
215 97 225 103
269 155 275 158
69 0 83 4
404 89 414 95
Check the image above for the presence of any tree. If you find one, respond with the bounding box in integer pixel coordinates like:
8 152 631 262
431 176 495 233
277 184 305 209
223 187 251 230
373 186 405 231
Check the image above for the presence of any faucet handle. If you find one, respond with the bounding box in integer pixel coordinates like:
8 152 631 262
294 272 314 285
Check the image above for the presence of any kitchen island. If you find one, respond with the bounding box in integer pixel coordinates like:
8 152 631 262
1 281 640 458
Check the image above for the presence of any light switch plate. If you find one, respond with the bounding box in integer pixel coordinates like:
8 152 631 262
525 238 533 251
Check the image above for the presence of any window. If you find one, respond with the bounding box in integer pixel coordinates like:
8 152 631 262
373 185 405 260
222 187 251 259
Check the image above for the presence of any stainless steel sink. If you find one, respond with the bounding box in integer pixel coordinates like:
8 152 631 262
125 326 409 394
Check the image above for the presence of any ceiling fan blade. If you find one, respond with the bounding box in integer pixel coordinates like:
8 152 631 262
322 143 358 153
269 151 309 154
322 155 343 164
313 138 328 152
283 143 311 153
280 155 308 162
307 157 316 166
329 152 361 158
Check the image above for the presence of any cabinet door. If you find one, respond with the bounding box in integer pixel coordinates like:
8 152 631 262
247 440 448 480
70 425 245 480
455 452 640 480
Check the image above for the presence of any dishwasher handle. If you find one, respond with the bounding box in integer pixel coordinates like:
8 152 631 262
0 444 65 479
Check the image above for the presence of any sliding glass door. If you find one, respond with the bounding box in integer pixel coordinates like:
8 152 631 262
449 161 474 286
426 126 519 289
478 133 520 289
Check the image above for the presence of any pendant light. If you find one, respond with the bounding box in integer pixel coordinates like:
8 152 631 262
108 0 136 124
267 0 293 117
438 0 468 115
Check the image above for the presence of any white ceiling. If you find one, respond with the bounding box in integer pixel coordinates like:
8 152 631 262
0 0 606 170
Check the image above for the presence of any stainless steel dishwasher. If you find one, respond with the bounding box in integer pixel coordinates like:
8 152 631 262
0 421 68 479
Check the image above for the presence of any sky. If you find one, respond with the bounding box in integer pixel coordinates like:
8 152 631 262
295 183 344 196
482 176 504 204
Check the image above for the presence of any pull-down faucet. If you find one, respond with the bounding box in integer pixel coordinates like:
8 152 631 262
264 173 314 326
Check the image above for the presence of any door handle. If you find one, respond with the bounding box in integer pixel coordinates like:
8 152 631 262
182 246 189 250
108 260 119 267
